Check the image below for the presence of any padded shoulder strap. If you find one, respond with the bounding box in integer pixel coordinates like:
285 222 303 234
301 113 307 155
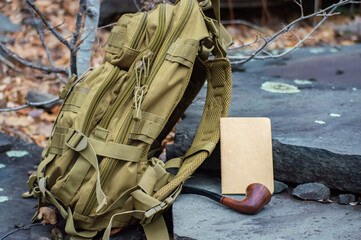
154 57 232 200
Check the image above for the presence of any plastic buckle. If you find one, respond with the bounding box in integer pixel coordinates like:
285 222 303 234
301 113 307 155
65 129 87 152
142 197 173 225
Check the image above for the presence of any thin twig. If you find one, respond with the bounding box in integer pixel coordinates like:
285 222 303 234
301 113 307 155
70 0 87 46
26 0 80 75
230 0 361 65
27 6 68 83
0 54 22 71
0 42 68 74
26 0 74 52
294 0 304 18
221 19 270 35
0 223 42 240
133 0 141 11
28 7 54 66
0 97 61 112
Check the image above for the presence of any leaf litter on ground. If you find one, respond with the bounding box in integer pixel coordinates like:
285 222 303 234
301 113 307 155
0 1 360 148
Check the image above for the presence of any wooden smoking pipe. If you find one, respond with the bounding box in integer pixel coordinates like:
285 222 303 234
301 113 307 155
181 183 271 215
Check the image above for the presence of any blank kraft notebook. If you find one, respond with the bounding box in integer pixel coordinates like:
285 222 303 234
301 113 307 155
220 117 274 194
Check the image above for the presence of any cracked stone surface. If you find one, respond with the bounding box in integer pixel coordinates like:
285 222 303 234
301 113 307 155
173 171 361 240
167 45 361 193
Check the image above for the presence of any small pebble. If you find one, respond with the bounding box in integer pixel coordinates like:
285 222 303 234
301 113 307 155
339 194 356 205
336 69 344 75
274 180 288 194
292 182 330 201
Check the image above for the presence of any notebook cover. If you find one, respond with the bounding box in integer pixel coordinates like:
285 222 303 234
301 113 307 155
220 117 274 194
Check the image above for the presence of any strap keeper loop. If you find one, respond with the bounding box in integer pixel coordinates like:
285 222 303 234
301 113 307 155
65 129 88 152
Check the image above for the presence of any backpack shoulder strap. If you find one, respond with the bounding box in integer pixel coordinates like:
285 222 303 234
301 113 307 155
155 57 232 200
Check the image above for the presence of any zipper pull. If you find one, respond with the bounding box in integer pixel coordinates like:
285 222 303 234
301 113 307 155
133 85 148 121
135 61 143 87
142 50 153 85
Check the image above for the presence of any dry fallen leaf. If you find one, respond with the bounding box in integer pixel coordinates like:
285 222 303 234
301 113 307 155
37 207 57 225
110 227 122 236
40 112 57 122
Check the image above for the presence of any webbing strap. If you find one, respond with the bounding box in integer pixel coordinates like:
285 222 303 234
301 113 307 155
58 130 143 209
138 162 167 195
154 58 232 200
65 90 88 107
56 155 92 205
132 189 161 211
138 167 158 195
65 207 98 239
59 74 77 99
36 153 56 182
130 111 165 144
102 210 145 240
105 185 140 213
107 31 126 48
37 177 68 219
87 138 143 162
143 216 169 240
164 157 182 170
65 134 107 213
66 129 143 162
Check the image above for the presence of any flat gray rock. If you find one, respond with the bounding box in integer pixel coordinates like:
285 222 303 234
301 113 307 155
25 91 61 111
274 180 288 194
167 45 361 193
339 194 356 205
0 12 21 43
173 171 361 240
292 183 330 201
0 12 21 33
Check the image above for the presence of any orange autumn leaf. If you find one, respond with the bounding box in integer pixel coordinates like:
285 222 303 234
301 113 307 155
38 207 57 225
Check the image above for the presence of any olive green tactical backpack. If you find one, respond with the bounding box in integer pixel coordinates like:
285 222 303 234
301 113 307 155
26 0 232 239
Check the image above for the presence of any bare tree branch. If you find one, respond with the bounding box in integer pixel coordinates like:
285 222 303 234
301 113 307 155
0 0 101 113
71 0 87 46
28 9 68 83
221 19 270 35
229 0 361 65
294 0 304 18
26 0 74 51
26 0 81 75
0 97 61 112
28 8 54 67
0 54 22 71
0 42 68 74
133 0 141 12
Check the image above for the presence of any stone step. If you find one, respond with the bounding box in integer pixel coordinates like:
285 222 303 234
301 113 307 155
167 45 361 194
173 171 361 240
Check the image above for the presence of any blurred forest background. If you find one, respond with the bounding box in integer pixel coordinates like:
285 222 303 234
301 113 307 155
0 0 360 147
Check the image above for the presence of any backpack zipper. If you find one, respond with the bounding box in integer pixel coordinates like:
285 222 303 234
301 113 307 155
80 11 149 135
82 4 167 216
130 12 148 49
81 67 121 135
98 4 166 129
83 0 196 215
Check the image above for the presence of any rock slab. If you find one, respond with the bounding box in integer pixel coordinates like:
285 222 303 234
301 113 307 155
167 45 361 193
173 171 361 240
